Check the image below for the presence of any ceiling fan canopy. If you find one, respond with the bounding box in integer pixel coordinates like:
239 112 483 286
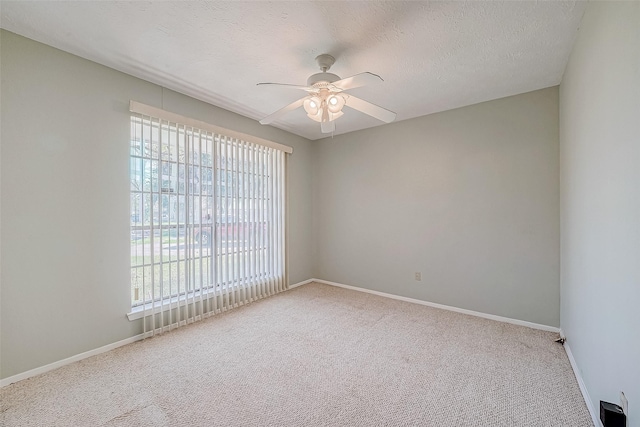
258 54 396 134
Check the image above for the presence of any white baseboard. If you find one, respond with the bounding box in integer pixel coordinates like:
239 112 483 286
288 279 315 289
0 333 146 388
562 335 602 427
310 278 560 333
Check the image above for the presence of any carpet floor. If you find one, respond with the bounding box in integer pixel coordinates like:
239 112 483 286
1 282 593 426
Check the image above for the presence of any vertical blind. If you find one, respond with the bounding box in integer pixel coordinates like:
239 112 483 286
129 103 288 336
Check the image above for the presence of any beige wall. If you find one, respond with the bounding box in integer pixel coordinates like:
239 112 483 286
560 2 640 425
0 30 313 379
313 87 560 327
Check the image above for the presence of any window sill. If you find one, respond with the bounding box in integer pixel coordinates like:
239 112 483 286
127 285 231 321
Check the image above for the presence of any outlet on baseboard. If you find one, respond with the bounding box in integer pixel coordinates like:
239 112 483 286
414 272 422 281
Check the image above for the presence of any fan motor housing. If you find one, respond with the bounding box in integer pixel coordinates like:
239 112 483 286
307 72 341 87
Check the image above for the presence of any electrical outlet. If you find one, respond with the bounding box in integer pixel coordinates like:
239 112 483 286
415 272 422 281
620 391 628 416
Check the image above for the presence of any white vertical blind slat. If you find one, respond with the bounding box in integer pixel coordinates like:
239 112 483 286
224 136 232 310
197 129 205 320
187 130 194 324
276 151 283 293
214 135 222 314
238 140 244 303
150 117 157 336
139 117 148 336
159 119 165 334
268 148 275 296
258 146 266 298
232 139 240 308
176 124 184 327
250 142 257 302
168 123 175 328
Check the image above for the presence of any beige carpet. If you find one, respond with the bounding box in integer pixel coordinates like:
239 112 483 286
1 282 593 426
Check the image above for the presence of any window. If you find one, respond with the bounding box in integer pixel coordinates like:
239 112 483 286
129 105 288 332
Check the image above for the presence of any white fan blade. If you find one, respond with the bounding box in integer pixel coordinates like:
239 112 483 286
257 82 317 92
344 95 396 123
331 72 383 91
259 97 307 125
321 120 335 134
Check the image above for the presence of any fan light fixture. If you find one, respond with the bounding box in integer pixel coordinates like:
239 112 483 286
258 54 397 134
303 91 346 123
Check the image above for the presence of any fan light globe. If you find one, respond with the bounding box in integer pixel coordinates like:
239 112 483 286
303 97 321 116
327 94 346 114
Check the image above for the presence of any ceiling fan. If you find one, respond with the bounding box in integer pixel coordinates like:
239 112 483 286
258 54 397 134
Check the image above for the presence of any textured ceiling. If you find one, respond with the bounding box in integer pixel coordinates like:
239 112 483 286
0 1 586 140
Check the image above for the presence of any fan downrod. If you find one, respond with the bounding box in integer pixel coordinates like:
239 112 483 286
307 54 339 87
315 54 335 72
